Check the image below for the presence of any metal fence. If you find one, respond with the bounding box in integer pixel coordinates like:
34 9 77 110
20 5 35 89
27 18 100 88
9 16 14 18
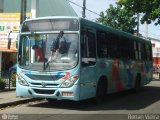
0 71 16 90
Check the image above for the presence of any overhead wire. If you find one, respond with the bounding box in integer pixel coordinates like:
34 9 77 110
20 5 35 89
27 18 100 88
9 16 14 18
68 0 160 38
68 0 101 16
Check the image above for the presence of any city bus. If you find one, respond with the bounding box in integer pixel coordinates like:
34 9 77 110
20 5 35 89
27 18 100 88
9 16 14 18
13 16 153 102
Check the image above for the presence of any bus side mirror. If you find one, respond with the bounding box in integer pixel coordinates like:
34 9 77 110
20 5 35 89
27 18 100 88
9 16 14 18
8 30 19 49
8 31 12 49
8 38 11 49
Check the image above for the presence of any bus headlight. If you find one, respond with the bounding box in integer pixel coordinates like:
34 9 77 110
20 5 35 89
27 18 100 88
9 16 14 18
60 75 78 88
17 74 29 86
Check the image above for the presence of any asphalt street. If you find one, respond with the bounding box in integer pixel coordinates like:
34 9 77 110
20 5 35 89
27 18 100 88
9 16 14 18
0 81 160 120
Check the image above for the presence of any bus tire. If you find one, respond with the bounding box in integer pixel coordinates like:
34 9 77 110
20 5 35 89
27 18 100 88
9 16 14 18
95 79 107 103
134 74 141 92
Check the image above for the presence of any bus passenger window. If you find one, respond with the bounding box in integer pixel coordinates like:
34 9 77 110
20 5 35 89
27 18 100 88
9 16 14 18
97 31 107 58
81 30 96 66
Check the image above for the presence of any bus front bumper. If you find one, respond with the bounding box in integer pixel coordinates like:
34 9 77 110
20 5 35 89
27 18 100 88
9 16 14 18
16 82 80 101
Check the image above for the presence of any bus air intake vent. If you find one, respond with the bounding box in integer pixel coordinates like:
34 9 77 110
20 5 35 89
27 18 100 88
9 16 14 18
25 74 64 81
33 89 55 95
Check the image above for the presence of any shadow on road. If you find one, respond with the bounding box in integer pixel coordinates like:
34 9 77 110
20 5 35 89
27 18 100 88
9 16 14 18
28 85 160 111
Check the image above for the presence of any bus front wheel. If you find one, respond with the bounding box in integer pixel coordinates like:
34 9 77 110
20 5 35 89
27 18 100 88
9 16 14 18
95 79 107 103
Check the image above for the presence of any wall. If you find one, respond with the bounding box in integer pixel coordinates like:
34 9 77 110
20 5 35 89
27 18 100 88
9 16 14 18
0 53 1 72
151 39 160 79
0 0 77 73
37 0 77 17
3 0 77 17
0 0 3 12
3 0 31 12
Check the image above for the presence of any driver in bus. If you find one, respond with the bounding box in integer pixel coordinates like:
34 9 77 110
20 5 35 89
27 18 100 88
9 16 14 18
32 45 44 62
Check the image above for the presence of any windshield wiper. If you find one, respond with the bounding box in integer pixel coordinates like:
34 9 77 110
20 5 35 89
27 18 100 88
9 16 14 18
45 31 64 69
54 31 64 50
42 35 46 70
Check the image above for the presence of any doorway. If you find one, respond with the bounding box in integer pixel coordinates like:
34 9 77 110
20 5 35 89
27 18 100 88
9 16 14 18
1 52 17 72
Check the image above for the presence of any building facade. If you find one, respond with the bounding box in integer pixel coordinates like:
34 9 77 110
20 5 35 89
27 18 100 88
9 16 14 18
0 0 77 74
150 37 160 79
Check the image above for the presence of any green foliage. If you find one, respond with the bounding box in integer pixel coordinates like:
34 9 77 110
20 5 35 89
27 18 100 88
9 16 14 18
118 0 160 25
10 73 16 87
96 4 137 34
12 80 16 87
0 77 6 90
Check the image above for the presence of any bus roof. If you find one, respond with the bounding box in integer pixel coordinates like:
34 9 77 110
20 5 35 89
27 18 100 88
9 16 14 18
24 16 80 22
23 16 151 44
79 18 151 44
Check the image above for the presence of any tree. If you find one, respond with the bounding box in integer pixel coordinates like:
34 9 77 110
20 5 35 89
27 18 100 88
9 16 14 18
97 4 137 34
118 0 160 25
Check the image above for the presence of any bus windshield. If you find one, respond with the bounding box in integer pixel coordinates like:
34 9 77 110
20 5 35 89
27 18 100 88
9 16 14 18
18 33 78 71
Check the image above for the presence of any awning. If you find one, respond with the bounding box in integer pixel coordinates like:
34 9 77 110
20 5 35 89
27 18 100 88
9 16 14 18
0 41 17 52
0 48 17 52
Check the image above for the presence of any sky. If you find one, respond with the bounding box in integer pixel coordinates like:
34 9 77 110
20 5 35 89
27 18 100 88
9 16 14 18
69 0 160 40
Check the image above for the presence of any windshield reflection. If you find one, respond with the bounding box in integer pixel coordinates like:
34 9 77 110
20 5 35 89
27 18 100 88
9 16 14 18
18 33 78 71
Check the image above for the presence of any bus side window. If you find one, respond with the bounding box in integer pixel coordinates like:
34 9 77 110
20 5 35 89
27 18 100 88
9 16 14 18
97 31 107 58
18 36 29 66
134 41 139 60
146 44 152 61
81 30 96 66
108 33 119 59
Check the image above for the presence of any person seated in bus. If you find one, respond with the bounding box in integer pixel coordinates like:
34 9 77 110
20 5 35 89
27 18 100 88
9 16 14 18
32 45 44 62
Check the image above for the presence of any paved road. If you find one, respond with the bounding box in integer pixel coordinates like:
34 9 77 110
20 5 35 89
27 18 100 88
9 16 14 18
0 81 160 120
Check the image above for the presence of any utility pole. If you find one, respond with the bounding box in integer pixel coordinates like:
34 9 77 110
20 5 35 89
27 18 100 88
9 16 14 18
82 0 86 18
137 13 140 36
20 0 27 25
145 21 148 39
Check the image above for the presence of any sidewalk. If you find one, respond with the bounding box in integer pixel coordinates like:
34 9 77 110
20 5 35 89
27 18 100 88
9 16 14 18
0 88 40 108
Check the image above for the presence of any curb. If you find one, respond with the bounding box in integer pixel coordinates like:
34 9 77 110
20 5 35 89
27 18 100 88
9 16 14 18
0 98 42 109
0 89 16 93
152 79 160 81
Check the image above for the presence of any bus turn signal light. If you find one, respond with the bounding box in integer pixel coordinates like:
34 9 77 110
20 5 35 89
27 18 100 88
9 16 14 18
62 92 74 96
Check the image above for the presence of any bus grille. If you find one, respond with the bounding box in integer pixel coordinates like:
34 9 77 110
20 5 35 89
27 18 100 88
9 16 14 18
33 89 55 95
25 74 64 81
30 83 59 87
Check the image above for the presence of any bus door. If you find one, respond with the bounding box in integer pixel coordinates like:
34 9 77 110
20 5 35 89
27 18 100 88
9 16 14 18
80 28 97 99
